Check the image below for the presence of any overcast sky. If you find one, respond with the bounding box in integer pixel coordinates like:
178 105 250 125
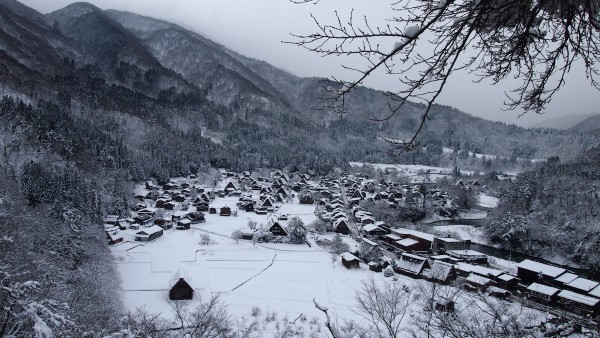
20 0 600 127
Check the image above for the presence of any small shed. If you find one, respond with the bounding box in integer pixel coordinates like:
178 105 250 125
220 206 231 216
341 252 360 269
368 261 383 272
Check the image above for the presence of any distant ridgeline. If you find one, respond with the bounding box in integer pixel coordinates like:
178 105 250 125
0 1 597 183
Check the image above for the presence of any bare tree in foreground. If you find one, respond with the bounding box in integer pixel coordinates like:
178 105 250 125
354 277 413 338
290 0 600 150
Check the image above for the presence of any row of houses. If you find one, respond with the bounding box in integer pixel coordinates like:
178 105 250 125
516 259 600 316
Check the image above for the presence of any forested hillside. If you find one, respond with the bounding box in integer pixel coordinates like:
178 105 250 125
487 151 600 276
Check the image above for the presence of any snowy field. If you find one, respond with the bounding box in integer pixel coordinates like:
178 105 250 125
349 162 474 182
110 195 396 333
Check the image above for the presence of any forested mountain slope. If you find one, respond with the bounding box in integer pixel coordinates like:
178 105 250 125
487 150 600 276
569 114 600 136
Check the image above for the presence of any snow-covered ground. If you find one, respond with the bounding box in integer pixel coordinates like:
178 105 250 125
349 162 474 182
442 147 545 163
477 193 499 208
431 224 489 245
111 194 394 332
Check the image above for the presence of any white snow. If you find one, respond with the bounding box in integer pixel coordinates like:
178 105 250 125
349 162 474 183
516 260 566 278
477 194 499 208
404 25 421 38
527 283 560 296
557 290 600 307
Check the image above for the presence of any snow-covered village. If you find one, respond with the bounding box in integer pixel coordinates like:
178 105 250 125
100 165 599 337
2 0 600 337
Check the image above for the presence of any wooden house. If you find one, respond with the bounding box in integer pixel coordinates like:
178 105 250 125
496 274 520 290
488 286 512 300
527 283 560 305
209 207 217 214
176 219 192 230
134 225 164 242
341 252 360 269
394 253 429 277
154 218 172 230
516 260 566 285
107 230 123 245
224 181 239 192
269 222 288 236
432 237 470 252
164 201 177 211
362 223 388 237
447 250 488 264
557 290 600 315
424 260 456 284
368 261 383 272
169 278 194 300
187 212 205 223
391 229 433 252
104 215 119 225
464 273 494 291
220 206 231 216
334 219 351 235
261 197 274 208
565 277 599 294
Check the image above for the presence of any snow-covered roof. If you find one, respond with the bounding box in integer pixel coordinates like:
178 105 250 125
497 274 518 282
466 273 492 286
554 272 578 284
436 237 461 243
402 253 427 261
392 228 435 242
589 285 600 298
558 290 600 307
447 250 487 259
340 252 359 261
396 254 426 275
395 238 418 247
427 261 453 281
169 270 195 289
455 263 504 277
136 225 163 236
361 238 378 247
384 234 401 241
516 260 565 278
566 278 599 292
362 224 383 233
527 283 560 296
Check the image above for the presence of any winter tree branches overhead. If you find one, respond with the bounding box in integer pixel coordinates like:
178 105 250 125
289 0 600 150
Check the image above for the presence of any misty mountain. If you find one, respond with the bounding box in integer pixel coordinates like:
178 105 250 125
569 114 600 136
527 113 597 130
0 0 597 179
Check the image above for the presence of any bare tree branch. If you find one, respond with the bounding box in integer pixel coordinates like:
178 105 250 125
289 0 600 151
